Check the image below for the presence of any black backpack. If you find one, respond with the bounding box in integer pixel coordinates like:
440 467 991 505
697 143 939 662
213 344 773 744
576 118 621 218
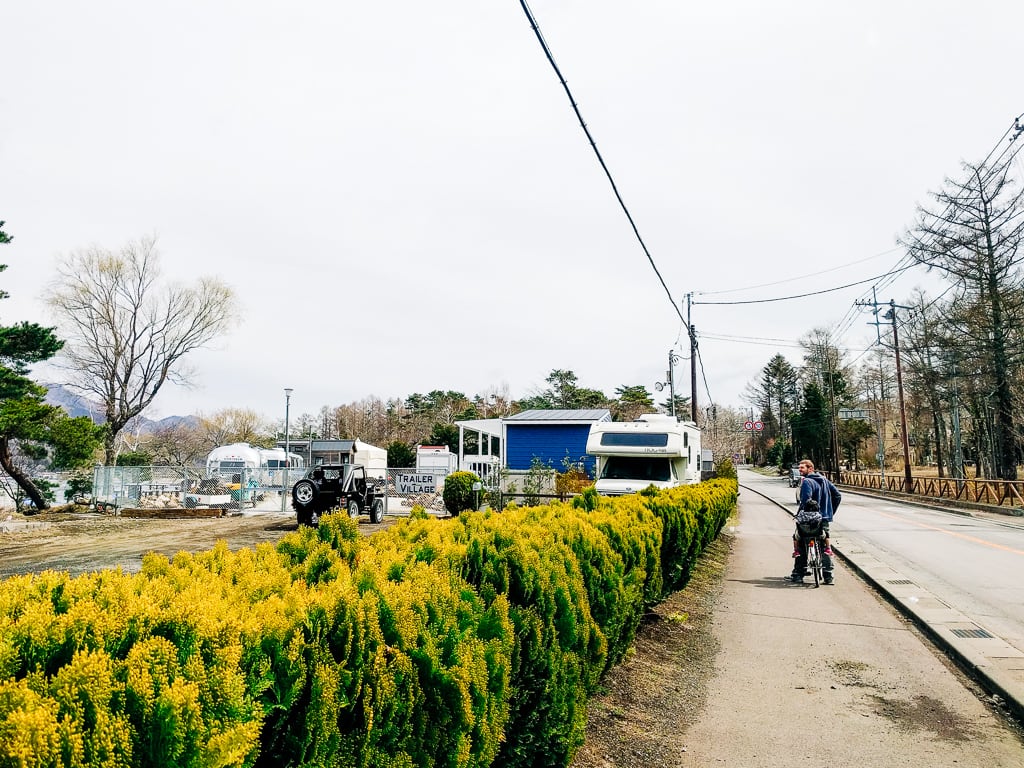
795 503 822 536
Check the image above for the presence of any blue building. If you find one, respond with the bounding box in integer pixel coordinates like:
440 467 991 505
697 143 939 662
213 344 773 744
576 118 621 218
501 409 612 476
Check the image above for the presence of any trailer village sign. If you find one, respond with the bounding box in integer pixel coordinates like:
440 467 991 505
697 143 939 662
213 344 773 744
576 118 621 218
395 472 440 495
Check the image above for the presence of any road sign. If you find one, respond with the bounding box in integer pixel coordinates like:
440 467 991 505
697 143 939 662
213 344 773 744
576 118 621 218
838 408 871 420
753 421 763 431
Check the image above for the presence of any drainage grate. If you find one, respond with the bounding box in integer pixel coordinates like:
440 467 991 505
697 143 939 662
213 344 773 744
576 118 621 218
950 628 994 639
887 579 913 585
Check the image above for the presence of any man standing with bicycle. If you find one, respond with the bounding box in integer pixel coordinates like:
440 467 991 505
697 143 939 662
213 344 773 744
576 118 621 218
789 458 841 585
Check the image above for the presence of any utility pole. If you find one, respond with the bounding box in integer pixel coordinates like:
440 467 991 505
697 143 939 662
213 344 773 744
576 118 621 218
951 361 964 489
687 293 697 423
884 301 914 494
857 289 889 487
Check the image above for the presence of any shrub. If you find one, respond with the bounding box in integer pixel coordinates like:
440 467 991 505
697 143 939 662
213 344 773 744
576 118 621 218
442 471 481 516
715 457 738 480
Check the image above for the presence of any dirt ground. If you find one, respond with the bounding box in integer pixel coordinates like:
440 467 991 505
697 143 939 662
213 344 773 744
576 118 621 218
0 505 396 578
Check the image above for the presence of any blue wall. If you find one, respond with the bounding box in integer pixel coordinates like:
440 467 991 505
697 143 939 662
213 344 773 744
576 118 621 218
505 424 596 475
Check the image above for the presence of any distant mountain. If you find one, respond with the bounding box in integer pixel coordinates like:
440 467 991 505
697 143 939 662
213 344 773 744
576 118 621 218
42 383 198 432
43 383 100 421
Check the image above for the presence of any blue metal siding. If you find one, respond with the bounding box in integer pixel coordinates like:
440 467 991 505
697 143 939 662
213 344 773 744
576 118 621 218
506 424 596 475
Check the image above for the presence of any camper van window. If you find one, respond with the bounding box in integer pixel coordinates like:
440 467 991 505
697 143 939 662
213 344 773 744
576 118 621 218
684 433 688 447
599 433 670 448
600 456 672 482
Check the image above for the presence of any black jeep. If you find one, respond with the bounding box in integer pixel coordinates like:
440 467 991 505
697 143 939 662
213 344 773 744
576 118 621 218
291 463 385 527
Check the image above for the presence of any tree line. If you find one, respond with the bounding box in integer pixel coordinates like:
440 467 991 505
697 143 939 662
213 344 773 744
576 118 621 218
0 225 690 511
744 148 1024 481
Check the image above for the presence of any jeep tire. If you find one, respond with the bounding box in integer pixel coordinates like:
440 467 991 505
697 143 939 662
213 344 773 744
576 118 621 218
293 479 317 507
348 499 361 518
369 498 384 524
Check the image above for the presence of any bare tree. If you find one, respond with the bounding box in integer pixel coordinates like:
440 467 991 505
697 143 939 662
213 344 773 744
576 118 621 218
45 236 238 464
197 408 273 448
141 420 210 466
901 151 1024 479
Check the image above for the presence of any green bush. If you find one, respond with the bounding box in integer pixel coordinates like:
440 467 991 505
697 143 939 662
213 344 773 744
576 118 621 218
442 471 480 516
715 457 738 480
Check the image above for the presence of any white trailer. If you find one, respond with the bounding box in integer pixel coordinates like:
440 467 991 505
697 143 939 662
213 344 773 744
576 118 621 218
205 443 304 480
416 445 459 475
585 414 701 496
352 440 388 480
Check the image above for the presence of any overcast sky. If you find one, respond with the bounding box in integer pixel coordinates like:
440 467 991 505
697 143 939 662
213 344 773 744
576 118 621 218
2 1 1022 425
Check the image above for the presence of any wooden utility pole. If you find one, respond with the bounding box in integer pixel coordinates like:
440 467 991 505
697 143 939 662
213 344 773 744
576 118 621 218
885 301 914 494
688 293 697 423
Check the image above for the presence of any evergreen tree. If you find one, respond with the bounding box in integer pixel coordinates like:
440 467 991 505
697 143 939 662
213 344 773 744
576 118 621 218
0 222 103 510
791 382 830 468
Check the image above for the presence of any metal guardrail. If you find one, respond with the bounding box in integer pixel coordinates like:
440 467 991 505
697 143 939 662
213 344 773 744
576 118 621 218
834 470 1024 509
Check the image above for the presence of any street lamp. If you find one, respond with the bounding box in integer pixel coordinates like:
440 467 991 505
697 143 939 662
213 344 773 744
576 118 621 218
281 388 293 513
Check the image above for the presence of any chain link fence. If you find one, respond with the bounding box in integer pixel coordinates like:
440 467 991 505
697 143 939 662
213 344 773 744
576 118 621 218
383 467 450 516
87 462 582 518
91 465 297 515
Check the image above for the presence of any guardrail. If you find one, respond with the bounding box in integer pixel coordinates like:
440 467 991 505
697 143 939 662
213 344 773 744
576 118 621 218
834 470 1024 509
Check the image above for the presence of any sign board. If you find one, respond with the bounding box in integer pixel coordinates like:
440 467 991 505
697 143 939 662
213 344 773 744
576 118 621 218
743 421 764 431
838 408 871 420
395 472 440 495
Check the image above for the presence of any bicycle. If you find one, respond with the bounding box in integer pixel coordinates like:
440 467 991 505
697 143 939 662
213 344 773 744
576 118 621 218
805 533 824 588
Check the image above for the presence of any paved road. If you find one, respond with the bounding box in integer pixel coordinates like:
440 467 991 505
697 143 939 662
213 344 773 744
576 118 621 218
740 468 1024 723
679 476 1024 767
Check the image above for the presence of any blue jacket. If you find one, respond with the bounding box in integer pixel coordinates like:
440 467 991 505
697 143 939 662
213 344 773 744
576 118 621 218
799 472 840 522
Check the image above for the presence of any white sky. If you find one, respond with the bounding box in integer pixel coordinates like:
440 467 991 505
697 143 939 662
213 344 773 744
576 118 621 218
2 1 1022 425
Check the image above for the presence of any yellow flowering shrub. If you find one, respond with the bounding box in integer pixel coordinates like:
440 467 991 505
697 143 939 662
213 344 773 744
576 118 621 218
0 480 737 768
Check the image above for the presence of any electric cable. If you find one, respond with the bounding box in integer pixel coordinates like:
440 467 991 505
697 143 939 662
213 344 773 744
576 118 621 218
517 0 691 339
697 247 903 296
693 266 915 305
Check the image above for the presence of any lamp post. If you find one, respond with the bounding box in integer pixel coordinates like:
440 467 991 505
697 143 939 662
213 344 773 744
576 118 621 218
281 388 293 513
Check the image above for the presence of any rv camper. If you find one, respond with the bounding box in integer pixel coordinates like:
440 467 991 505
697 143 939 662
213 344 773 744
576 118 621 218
205 442 304 485
586 414 701 496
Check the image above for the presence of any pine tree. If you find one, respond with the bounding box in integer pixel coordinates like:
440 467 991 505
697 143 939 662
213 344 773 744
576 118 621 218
0 222 102 510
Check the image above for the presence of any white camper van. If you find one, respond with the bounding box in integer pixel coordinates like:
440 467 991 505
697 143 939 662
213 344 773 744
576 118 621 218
586 414 701 496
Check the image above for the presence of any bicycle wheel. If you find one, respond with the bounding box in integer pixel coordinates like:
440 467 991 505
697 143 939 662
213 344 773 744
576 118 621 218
808 538 821 587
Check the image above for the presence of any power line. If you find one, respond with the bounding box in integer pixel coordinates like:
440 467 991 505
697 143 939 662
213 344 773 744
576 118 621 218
697 247 902 296
692 266 915 305
517 0 689 336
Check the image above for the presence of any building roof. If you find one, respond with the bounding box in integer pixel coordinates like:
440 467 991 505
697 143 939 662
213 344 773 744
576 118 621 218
454 418 503 438
504 409 612 423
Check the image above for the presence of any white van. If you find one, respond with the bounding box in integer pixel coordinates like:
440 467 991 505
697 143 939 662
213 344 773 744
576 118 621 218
586 414 701 496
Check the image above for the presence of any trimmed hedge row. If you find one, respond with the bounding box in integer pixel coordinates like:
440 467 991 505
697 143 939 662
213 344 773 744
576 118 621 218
0 479 736 768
